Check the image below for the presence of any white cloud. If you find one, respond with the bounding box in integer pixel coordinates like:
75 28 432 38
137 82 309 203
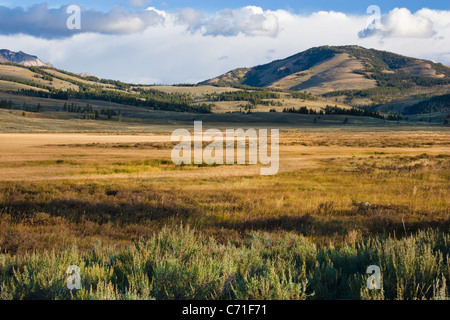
176 6 279 37
384 8 435 38
416 8 450 30
359 8 436 38
1 6 449 84
0 4 165 38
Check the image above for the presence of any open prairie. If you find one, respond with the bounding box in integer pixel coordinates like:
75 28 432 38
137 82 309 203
0 130 448 241
0 126 449 300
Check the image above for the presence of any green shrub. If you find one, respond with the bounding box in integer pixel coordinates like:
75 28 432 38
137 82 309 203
0 227 448 300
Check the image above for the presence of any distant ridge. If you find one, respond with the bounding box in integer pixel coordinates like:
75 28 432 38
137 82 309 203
0 49 53 68
78 72 101 80
202 45 450 95
0 46 448 116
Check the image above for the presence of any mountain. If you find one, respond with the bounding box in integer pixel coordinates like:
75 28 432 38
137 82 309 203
0 47 448 118
0 49 53 67
78 72 101 80
202 45 450 99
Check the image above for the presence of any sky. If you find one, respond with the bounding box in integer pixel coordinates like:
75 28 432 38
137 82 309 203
0 1 449 84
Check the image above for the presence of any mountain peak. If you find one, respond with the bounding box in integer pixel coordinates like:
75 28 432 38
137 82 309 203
202 45 450 94
0 49 53 68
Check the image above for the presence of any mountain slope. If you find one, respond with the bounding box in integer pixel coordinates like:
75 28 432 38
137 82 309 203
403 93 450 115
202 45 450 95
1 47 448 118
0 49 52 67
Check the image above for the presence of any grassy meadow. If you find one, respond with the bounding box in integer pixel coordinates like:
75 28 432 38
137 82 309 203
0 127 449 300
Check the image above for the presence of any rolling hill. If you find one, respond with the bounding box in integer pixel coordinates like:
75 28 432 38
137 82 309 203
0 47 449 124
202 45 450 92
202 45 450 113
0 50 355 119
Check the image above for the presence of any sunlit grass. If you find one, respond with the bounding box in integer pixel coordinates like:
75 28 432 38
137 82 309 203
0 226 448 300
0 129 448 299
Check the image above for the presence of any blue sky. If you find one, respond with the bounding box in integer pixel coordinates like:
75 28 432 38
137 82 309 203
0 1 449 84
1 0 449 12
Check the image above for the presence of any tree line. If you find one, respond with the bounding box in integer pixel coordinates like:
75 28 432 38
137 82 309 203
13 88 213 113
206 90 281 105
404 93 450 115
0 99 43 112
283 105 384 119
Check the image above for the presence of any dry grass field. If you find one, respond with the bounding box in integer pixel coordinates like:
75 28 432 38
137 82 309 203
0 127 448 300
144 85 242 96
0 80 48 92
271 53 377 94
0 65 79 91
0 122 448 299
0 129 448 245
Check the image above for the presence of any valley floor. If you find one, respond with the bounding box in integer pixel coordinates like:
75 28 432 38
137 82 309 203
0 125 448 299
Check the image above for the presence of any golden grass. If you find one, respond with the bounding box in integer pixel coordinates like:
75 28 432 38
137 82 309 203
271 53 377 94
0 129 448 255
0 65 78 91
143 85 242 96
0 80 48 92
